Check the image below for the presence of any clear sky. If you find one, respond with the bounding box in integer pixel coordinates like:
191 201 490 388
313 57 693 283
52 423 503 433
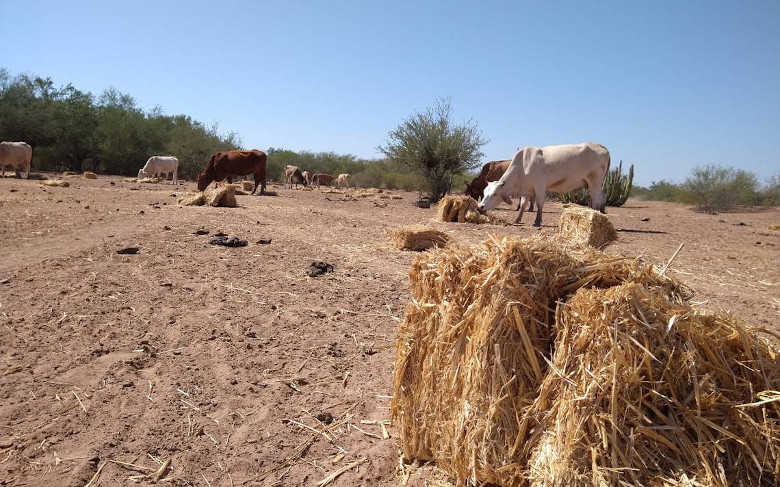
2 0 778 186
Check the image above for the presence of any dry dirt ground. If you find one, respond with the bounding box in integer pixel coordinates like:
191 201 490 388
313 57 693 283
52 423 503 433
1 173 778 487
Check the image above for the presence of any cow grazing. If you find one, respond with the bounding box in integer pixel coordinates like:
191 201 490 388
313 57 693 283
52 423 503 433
479 142 610 226
138 156 179 184
301 170 311 184
0 142 32 179
465 159 534 212
197 150 267 195
284 165 308 189
336 173 351 189
312 173 334 187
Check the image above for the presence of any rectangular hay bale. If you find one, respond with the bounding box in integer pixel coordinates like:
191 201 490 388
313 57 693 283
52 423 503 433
557 205 617 248
390 226 450 251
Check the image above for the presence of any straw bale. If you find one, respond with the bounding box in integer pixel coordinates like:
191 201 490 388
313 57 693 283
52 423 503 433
527 282 780 486
204 185 236 207
390 226 450 251
242 180 254 191
83 171 97 179
557 205 617 248
392 234 776 486
178 193 206 206
40 179 70 187
437 195 505 224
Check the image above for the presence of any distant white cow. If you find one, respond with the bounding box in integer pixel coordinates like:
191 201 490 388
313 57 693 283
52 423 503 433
138 156 178 184
479 142 610 226
336 173 351 189
0 142 32 179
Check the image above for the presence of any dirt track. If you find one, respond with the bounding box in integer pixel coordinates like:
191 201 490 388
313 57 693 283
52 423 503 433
1 174 778 486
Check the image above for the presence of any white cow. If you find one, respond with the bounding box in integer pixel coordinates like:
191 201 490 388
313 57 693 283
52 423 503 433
0 142 32 179
336 173 351 189
138 156 178 184
479 142 610 226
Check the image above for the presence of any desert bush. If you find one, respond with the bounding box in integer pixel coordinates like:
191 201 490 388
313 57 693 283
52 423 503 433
681 165 759 213
559 161 634 207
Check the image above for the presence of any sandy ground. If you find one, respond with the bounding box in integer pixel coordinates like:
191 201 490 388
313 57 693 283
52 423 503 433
1 173 778 486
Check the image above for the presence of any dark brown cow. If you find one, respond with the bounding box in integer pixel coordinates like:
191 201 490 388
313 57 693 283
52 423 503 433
466 159 533 211
197 150 267 194
311 173 334 187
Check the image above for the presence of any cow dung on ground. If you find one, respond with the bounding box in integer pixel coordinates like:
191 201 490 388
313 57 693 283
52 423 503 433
209 236 247 247
392 234 779 487
307 261 334 277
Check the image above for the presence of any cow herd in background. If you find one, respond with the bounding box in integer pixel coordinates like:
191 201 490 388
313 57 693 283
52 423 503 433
1 140 611 226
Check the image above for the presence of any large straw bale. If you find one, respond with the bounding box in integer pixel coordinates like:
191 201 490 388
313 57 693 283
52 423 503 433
178 185 237 207
526 282 780 486
392 234 778 487
390 226 450 251
557 205 617 248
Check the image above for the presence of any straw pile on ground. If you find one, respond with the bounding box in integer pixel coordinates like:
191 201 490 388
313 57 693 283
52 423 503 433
390 226 450 251
83 171 97 179
437 195 505 224
40 179 69 187
137 177 160 183
770 224 780 231
392 234 779 486
557 205 617 248
179 185 237 207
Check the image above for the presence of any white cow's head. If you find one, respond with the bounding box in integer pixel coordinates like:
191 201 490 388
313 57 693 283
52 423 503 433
138 169 147 180
478 180 507 212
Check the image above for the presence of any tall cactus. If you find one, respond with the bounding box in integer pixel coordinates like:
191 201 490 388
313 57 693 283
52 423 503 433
603 161 634 206
560 160 634 207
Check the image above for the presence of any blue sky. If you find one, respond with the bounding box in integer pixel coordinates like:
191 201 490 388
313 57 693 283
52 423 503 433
1 0 778 186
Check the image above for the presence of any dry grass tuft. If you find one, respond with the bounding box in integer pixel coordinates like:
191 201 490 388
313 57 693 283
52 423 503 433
390 226 451 251
40 179 70 187
557 205 617 248
392 234 778 486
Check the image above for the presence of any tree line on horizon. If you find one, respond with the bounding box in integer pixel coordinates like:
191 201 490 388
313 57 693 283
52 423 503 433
0 68 450 192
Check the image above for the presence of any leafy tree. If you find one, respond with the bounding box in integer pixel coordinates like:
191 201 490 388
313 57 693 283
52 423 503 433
377 97 487 201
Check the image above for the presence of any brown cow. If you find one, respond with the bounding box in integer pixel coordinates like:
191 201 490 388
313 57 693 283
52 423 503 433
197 150 267 194
466 159 533 211
312 173 334 187
284 165 308 189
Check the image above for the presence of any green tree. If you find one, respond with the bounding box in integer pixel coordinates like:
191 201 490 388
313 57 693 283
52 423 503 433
377 97 487 201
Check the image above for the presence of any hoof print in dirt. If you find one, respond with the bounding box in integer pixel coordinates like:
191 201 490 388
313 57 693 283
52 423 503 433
326 342 345 358
210 236 248 247
117 247 140 255
256 238 272 245
315 411 334 424
193 228 209 235
307 261 334 277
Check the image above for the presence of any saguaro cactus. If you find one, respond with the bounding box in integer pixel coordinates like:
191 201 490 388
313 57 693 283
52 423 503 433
560 160 634 207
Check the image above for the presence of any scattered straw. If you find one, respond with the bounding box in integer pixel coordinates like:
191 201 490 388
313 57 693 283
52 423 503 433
40 179 70 187
122 177 137 182
317 458 366 486
390 226 450 251
392 234 777 486
557 205 617 248
769 224 780 231
138 177 160 184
